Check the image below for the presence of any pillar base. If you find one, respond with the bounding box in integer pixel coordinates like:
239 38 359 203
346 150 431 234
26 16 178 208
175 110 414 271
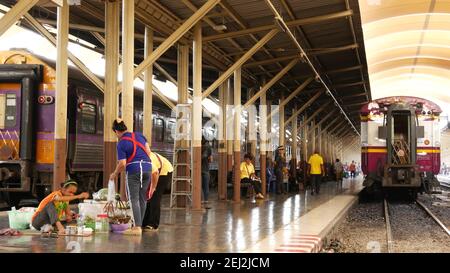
218 151 227 200
260 154 267 196
192 146 202 210
233 151 241 203
53 138 67 190
103 141 117 189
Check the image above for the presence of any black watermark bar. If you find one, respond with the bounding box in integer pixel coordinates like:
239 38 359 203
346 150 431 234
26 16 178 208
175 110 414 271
1 253 447 272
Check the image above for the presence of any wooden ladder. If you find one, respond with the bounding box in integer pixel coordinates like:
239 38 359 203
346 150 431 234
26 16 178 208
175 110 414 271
169 104 193 208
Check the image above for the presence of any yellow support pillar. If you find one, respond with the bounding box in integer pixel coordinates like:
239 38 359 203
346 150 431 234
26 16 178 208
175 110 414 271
143 27 153 141
120 0 135 200
103 0 119 188
192 24 202 210
53 0 69 190
233 68 242 203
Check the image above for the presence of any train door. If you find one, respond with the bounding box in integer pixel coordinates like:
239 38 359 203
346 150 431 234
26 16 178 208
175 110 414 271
385 105 420 187
389 111 412 165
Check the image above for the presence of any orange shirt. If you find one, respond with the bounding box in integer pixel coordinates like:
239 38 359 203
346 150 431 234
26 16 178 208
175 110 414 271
349 164 356 171
32 191 68 221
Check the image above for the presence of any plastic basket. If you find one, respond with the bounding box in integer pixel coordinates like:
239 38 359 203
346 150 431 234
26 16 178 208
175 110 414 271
8 210 34 230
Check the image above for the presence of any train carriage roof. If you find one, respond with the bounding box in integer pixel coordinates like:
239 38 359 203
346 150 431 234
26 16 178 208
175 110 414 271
360 96 442 115
0 49 170 112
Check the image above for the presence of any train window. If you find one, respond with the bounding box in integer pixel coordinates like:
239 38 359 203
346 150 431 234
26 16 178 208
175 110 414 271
153 117 164 143
166 120 175 143
137 113 143 133
80 102 97 134
0 94 17 129
134 112 143 133
97 105 104 134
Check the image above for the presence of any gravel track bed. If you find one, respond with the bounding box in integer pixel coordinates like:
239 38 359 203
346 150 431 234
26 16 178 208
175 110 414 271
417 191 450 229
324 195 450 253
388 202 450 253
324 202 387 253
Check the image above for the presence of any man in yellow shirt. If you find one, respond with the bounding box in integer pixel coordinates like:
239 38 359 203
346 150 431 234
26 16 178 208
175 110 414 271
142 152 174 231
307 150 325 195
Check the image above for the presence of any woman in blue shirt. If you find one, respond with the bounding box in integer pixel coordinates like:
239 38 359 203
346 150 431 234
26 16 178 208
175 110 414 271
109 119 152 236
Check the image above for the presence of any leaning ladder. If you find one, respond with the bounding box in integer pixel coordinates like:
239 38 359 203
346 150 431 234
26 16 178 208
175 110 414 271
169 104 193 208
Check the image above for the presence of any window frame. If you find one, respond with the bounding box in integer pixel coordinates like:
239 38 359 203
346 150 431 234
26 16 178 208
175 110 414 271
153 117 165 143
79 102 97 134
165 119 175 143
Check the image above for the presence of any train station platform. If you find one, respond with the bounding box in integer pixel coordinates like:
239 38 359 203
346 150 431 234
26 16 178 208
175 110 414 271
0 177 363 253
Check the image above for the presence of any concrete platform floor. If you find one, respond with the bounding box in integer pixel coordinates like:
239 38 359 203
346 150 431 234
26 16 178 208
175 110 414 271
0 177 362 253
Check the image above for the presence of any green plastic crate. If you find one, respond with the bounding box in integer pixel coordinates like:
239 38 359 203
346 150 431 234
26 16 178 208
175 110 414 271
8 210 34 230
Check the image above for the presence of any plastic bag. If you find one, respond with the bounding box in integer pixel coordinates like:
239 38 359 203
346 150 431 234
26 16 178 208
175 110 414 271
107 180 115 202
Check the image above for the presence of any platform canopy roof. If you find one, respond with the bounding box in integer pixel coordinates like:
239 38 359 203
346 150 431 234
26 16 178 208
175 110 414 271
1 0 372 134
359 0 450 121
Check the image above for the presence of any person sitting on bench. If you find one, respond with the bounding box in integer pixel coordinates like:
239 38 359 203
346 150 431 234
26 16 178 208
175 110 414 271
240 153 264 199
31 180 89 234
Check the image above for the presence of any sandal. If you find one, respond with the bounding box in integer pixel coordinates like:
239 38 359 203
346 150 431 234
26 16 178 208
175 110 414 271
123 228 142 236
143 226 158 232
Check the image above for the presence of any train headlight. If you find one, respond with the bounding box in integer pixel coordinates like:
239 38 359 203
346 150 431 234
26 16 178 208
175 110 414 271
38 95 54 104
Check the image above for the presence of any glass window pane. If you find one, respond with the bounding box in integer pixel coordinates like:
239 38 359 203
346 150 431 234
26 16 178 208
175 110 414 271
166 121 175 143
153 118 164 143
80 103 96 134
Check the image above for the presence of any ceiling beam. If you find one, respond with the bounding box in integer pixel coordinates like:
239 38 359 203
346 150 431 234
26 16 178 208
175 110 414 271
23 12 105 92
309 109 338 132
132 0 221 84
244 58 299 107
0 0 39 37
320 117 341 135
243 43 357 68
309 44 358 55
203 10 353 42
244 55 300 68
202 29 279 99
302 102 331 126
285 91 324 124
35 18 166 42
334 81 366 89
327 65 363 74
219 0 301 93
345 101 367 107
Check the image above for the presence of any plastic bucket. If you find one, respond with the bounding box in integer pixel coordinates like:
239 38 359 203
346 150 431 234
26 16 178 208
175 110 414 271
8 210 34 230
110 223 130 233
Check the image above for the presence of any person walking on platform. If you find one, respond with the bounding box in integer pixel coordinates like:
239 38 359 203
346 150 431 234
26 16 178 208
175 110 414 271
349 161 356 178
110 119 152 236
266 158 277 193
201 138 212 209
240 153 264 199
274 146 287 194
142 152 173 231
334 159 344 189
307 150 325 195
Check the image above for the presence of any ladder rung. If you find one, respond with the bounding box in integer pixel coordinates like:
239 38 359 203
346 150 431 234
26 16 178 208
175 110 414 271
174 163 191 166
174 160 191 163
173 169 191 174
175 147 191 151
173 191 191 195
173 177 192 181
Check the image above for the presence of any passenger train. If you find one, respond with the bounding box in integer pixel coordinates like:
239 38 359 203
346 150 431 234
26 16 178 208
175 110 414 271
0 50 294 207
360 96 442 198
0 50 187 206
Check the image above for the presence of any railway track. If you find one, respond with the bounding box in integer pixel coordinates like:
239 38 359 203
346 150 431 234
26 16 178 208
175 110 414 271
384 198 450 253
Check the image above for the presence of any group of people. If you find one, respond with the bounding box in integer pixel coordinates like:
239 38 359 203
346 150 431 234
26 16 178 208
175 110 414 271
265 147 329 195
32 118 362 235
240 146 331 197
264 147 361 196
32 119 173 236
